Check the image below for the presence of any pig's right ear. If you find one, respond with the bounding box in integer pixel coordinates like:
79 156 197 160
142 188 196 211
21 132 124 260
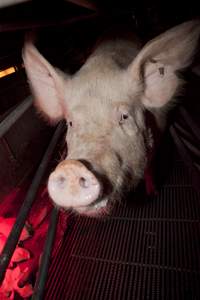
22 42 67 122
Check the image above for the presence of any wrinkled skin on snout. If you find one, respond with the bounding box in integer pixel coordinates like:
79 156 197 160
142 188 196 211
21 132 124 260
23 20 200 216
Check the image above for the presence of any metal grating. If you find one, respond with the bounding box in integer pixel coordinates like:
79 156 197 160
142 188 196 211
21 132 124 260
45 154 200 300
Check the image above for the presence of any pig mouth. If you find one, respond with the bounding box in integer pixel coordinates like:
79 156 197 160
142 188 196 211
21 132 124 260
74 198 109 216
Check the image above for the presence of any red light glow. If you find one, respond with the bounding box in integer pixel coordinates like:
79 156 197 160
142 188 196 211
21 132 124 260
0 185 69 299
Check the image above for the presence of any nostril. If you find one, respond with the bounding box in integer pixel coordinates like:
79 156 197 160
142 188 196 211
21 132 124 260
48 160 102 208
56 175 66 188
79 177 89 188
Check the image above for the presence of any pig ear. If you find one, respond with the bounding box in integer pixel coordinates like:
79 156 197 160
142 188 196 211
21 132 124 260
129 20 200 108
22 42 67 121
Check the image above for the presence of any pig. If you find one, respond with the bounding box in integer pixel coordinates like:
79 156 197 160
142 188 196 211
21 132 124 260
22 20 200 216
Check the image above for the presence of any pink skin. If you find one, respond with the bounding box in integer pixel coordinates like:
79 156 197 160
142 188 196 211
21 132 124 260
22 20 200 215
48 160 101 211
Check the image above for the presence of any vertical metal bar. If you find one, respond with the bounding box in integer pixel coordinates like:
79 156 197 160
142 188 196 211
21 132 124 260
0 96 32 138
0 121 66 283
32 207 59 300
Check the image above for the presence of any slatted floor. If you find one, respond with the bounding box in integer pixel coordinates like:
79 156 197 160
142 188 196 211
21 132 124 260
45 151 200 300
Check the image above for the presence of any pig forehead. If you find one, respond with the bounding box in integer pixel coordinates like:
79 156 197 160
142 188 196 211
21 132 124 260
67 68 139 105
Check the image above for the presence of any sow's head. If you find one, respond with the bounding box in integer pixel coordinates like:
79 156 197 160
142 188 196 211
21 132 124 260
23 20 200 216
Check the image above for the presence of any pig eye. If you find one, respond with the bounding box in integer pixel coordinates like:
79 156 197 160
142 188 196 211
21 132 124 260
119 113 129 125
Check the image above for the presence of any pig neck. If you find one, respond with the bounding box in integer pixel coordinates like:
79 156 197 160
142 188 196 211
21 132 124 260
144 110 162 162
143 110 164 195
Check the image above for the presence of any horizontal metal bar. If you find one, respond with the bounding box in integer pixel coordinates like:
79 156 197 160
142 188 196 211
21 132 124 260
0 13 98 33
0 0 96 10
0 0 29 9
0 96 32 138
0 121 66 284
32 207 59 300
66 0 97 11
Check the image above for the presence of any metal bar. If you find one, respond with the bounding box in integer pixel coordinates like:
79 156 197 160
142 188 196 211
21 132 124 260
0 96 32 138
0 121 66 284
170 126 194 167
32 207 59 300
0 0 96 10
65 0 97 11
0 0 29 9
179 107 200 143
170 125 200 191
0 13 98 33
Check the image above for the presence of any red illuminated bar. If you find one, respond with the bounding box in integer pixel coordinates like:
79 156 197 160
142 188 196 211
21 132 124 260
0 121 66 284
32 207 59 300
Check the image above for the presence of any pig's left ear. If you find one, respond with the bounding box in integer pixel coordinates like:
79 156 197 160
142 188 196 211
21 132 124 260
22 43 67 122
129 20 200 108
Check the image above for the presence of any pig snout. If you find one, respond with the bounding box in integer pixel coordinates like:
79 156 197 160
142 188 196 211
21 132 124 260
48 160 101 209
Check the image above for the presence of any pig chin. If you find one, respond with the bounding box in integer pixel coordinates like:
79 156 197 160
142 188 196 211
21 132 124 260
74 198 109 216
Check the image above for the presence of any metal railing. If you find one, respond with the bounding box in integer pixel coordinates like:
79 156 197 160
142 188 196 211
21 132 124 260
32 207 59 300
0 99 66 299
0 96 32 138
